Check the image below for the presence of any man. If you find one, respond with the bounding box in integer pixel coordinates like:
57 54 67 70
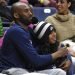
45 0 75 42
0 2 67 75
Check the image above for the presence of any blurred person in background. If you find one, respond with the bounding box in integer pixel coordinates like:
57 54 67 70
8 0 19 5
0 0 12 49
0 0 12 21
23 0 56 7
69 0 75 14
19 0 28 4
39 0 57 7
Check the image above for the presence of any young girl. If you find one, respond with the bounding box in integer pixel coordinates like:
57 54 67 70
30 21 73 75
32 22 65 68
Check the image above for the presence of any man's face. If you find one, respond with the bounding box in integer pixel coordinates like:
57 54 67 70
49 31 56 44
0 0 7 6
15 4 33 25
56 0 71 14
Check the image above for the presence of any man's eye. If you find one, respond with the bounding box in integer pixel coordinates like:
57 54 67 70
24 9 29 12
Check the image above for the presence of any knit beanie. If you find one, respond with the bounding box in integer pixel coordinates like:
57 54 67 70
33 21 56 43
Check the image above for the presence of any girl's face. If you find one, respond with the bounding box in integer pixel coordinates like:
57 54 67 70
49 31 56 44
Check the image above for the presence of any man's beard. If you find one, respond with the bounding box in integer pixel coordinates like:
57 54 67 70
19 16 32 26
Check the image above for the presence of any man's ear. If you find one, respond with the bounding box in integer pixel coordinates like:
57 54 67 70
68 2 71 8
14 13 19 19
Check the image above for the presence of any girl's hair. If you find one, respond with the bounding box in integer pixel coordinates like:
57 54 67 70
67 0 71 3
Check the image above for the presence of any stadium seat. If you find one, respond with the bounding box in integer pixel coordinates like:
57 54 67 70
32 7 57 21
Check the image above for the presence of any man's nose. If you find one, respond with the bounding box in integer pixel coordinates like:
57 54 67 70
29 10 33 16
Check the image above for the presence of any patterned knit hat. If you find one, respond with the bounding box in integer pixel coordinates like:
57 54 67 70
33 21 56 43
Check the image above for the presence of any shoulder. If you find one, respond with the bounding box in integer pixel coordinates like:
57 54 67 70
45 16 53 20
10 24 24 32
6 24 27 36
69 13 75 21
45 14 56 22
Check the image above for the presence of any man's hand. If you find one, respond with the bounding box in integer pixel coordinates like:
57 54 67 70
52 48 68 60
59 60 71 71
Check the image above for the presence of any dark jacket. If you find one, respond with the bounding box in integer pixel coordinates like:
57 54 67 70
0 23 53 72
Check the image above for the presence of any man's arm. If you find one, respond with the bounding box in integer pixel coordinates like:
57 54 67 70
10 28 53 67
